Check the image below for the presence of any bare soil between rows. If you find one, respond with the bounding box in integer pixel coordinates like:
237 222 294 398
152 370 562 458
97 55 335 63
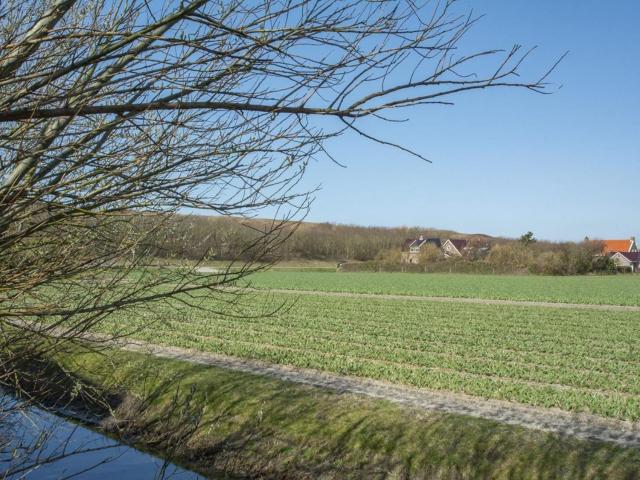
118 338 640 448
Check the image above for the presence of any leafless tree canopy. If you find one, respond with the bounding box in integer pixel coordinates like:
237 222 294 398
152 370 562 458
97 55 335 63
0 0 556 473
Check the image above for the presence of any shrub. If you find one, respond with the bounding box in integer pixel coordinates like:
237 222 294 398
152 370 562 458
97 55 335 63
418 244 443 264
488 244 532 272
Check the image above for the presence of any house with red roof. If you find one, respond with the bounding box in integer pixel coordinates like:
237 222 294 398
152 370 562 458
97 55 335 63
599 237 638 272
601 237 637 254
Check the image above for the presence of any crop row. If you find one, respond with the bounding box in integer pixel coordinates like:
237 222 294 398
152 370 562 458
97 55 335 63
106 296 640 366
247 271 640 306
99 291 640 420
123 320 640 396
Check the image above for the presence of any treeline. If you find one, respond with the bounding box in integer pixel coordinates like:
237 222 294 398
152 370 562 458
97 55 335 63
371 238 615 275
136 213 485 262
131 213 616 275
489 240 614 275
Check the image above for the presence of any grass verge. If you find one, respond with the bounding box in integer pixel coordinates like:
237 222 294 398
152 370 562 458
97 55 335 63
55 347 640 480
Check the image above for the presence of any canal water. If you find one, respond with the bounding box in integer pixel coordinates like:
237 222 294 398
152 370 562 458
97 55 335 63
2 397 205 479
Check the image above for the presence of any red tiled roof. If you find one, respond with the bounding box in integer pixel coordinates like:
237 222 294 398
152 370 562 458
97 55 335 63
603 240 633 253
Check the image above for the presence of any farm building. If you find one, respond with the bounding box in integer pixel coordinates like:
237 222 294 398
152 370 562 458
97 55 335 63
601 237 637 254
401 235 441 264
442 239 469 258
610 251 640 272
401 236 470 263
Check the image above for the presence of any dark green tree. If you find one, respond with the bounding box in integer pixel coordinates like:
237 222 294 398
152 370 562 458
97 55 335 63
520 231 537 246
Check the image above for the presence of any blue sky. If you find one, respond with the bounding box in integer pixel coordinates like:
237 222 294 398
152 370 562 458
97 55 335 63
297 1 639 241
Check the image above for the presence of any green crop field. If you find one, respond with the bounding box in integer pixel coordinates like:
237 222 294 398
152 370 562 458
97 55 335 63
99 286 640 421
247 271 640 306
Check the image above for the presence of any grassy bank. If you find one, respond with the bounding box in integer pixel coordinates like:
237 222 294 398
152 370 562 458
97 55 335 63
56 348 640 479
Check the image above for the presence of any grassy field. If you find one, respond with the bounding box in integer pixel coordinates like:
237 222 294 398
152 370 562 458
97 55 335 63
98 287 640 420
58 348 640 479
247 271 640 305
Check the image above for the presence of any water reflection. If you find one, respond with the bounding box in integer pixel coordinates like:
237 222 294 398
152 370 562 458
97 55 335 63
1 397 204 479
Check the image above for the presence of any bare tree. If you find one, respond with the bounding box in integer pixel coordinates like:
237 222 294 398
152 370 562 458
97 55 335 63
0 0 558 474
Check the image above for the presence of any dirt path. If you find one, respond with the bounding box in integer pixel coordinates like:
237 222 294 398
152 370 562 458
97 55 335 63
118 338 640 448
257 288 640 312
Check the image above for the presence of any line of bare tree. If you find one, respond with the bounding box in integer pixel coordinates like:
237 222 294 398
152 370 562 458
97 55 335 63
130 214 614 276
132 213 487 262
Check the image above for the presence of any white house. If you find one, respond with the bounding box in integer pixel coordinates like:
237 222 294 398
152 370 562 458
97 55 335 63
401 235 442 264
610 252 640 272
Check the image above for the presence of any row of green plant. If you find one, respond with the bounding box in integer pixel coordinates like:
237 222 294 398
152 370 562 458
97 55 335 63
95 292 640 420
248 271 640 305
